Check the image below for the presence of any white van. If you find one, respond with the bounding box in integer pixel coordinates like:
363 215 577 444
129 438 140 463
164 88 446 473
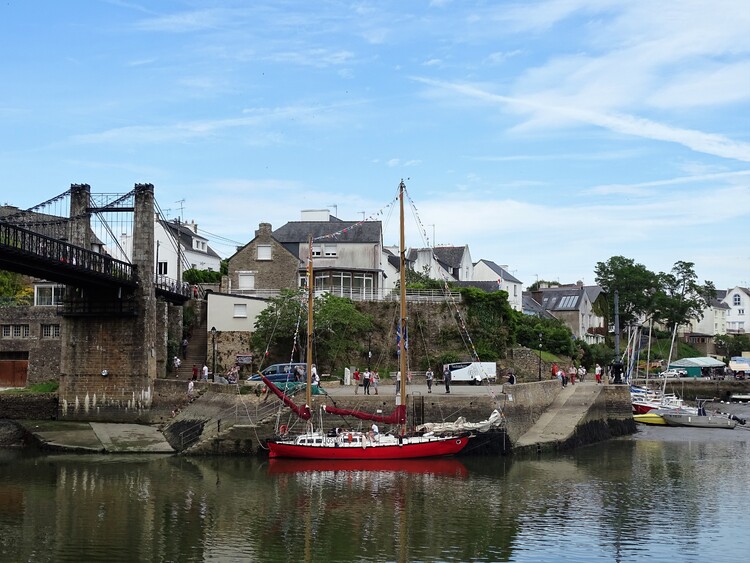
442 362 497 385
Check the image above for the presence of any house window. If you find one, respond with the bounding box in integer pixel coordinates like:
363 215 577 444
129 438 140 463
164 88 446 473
740 309 745 315
238 272 255 290
2 325 30 338
34 285 65 306
158 262 168 276
257 245 272 260
734 294 742 306
233 304 247 318
312 244 337 257
42 324 61 338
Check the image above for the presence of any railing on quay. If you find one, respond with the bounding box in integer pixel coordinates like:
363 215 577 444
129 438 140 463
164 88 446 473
0 220 135 284
229 287 463 303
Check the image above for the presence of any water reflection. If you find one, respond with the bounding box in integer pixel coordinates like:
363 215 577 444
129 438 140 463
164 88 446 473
1 428 749 562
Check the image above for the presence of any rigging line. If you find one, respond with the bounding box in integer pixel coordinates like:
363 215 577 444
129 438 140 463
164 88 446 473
311 195 399 242
93 211 129 261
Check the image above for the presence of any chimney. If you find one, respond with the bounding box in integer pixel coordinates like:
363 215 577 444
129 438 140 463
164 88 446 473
255 223 273 237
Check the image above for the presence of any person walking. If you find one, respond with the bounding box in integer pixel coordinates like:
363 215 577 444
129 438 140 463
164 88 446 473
201 363 209 381
311 364 320 388
425 368 434 393
595 363 602 384
187 380 194 401
181 337 189 359
191 364 198 381
371 370 379 395
568 365 577 385
443 366 451 394
363 369 371 395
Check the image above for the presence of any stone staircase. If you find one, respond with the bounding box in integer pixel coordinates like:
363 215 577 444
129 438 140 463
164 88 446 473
174 305 208 380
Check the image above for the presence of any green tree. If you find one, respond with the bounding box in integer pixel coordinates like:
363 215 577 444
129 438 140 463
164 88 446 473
458 287 517 361
594 256 659 333
653 261 715 332
313 294 373 373
714 334 750 361
251 290 306 362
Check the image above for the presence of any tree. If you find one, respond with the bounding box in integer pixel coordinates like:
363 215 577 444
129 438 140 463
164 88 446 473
714 334 750 361
457 287 518 361
594 256 659 332
251 290 306 362
652 261 715 332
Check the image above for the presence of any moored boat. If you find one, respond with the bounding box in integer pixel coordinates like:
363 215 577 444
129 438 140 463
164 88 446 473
633 411 668 425
660 399 743 429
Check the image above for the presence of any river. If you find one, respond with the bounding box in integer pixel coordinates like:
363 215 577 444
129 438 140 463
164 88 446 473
2 413 750 562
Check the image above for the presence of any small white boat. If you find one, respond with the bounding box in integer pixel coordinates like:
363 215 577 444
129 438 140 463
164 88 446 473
660 399 744 429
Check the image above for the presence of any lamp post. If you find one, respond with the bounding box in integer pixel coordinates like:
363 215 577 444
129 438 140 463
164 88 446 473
367 333 372 371
211 326 217 382
538 332 543 381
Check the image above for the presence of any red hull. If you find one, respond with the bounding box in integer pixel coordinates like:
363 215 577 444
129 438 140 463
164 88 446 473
632 402 658 414
267 435 471 460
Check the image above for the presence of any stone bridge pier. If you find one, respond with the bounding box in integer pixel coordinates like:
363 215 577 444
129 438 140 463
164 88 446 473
59 183 167 421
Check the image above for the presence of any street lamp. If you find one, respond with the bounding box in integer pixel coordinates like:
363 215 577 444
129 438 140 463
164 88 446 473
211 326 217 382
367 333 372 370
538 332 543 381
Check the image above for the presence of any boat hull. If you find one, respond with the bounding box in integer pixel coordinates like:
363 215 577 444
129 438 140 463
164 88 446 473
661 413 737 429
633 412 667 425
267 433 471 460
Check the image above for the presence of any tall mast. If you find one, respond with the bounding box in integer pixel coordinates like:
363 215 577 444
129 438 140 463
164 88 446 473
306 235 314 408
399 180 407 433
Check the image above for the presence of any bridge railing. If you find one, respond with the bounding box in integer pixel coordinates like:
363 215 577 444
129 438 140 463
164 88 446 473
154 274 192 298
0 220 134 283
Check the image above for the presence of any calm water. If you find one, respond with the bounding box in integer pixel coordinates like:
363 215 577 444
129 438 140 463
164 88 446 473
2 421 750 562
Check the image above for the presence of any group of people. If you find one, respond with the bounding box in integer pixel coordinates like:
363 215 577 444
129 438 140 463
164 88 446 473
551 363 590 387
352 369 379 394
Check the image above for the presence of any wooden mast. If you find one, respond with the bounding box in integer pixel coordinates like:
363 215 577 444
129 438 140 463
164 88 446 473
306 235 314 408
399 180 407 433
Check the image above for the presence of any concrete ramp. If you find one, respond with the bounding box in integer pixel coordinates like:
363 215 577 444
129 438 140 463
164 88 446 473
20 421 174 453
515 383 603 450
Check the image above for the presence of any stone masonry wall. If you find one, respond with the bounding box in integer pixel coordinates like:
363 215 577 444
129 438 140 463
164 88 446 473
228 223 300 292
0 305 62 385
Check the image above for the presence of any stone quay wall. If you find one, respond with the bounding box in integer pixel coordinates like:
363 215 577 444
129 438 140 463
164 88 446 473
0 393 58 420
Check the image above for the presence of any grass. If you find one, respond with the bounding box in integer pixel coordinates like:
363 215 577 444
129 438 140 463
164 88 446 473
1 381 59 393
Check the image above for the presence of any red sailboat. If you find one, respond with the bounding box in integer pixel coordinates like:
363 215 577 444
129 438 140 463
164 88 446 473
262 181 473 460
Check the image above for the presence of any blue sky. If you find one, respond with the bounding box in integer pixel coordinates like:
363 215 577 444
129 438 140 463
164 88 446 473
2 1 749 290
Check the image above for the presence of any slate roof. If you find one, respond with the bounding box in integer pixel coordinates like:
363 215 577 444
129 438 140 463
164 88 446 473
431 246 467 269
273 220 382 244
522 293 556 319
538 286 584 311
474 259 522 284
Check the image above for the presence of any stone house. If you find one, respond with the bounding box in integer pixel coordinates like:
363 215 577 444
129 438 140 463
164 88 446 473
226 210 384 300
527 283 605 344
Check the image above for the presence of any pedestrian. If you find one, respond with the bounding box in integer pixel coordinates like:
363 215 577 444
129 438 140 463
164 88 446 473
181 337 188 359
191 364 198 381
595 363 602 384
578 365 586 383
201 363 209 381
557 368 566 387
363 369 371 395
569 365 577 385
311 364 320 388
173 356 181 374
551 362 559 380
353 369 360 394
507 369 516 385
443 365 451 394
372 370 379 395
425 368 434 393
187 379 194 400
192 285 198 299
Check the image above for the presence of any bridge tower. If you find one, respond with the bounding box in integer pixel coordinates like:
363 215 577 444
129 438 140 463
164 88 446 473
59 184 160 421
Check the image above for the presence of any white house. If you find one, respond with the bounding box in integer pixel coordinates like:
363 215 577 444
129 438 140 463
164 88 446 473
686 291 729 336
407 245 473 284
473 259 523 312
723 286 750 334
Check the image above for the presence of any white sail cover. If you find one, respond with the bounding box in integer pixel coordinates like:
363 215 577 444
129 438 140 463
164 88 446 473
416 409 503 434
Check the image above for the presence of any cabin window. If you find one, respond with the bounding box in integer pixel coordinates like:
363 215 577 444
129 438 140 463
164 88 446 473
257 245 272 260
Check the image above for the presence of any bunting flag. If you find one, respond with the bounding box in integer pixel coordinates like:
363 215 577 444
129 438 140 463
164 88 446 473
396 320 408 353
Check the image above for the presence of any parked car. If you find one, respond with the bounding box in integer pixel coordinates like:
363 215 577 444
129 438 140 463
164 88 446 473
659 369 687 378
248 363 306 383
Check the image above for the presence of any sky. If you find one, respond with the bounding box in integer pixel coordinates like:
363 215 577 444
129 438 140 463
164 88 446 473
2 0 749 290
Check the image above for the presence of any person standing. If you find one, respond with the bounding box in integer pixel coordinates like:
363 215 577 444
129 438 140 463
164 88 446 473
443 366 451 394
371 370 379 395
578 365 586 383
201 363 209 381
187 379 194 400
353 369 360 394
595 363 602 384
311 364 320 388
363 369 371 395
568 365 577 385
181 337 189 359
191 364 199 381
425 368 434 393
